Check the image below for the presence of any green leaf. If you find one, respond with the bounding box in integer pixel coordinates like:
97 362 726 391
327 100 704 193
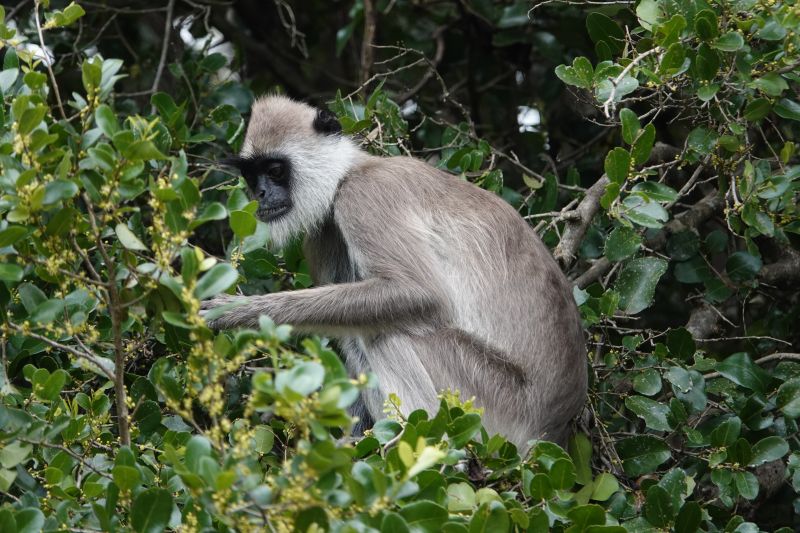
633 369 662 396
604 226 642 262
447 482 476 512
774 98 800 121
112 465 141 491
115 223 148 251
554 57 594 89
381 512 410 533
0 469 16 492
0 226 27 247
620 108 640 144
230 210 257 239
631 124 656 165
0 264 23 282
777 378 800 418
655 15 686 48
694 10 718 40
123 140 167 161
43 179 79 205
695 44 720 81
372 419 402 444
399 501 448 533
675 501 701 533
131 488 173 533
448 413 482 448
617 435 671 476
604 148 631 184
95 104 119 137
622 195 668 228
527 473 553 500
636 0 661 30
750 73 788 97
631 181 677 203
666 328 695 360
185 435 212 473
162 311 193 329
0 68 19 93
715 352 772 394
31 299 65 324
190 202 227 229
586 13 625 54
277 362 324 397
732 471 759 500
195 264 239 300
18 106 47 135
0 442 31 468
133 400 163 436
710 416 741 447
696 84 719 102
756 18 787 40
566 504 605 530
725 251 762 282
748 436 789 466
253 425 275 454
615 257 668 314
569 433 593 485
590 473 619 501
744 98 771 122
713 32 744 51
468 501 509 533
15 509 44 533
549 458 576 490
36 369 68 401
659 43 686 75
625 396 672 431
687 127 718 153
645 484 674 527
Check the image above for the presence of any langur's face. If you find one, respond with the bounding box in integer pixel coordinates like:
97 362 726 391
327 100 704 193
232 154 293 222
222 95 353 248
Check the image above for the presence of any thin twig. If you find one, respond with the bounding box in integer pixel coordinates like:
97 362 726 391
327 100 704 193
150 0 176 109
33 0 66 120
82 193 131 446
6 322 115 381
601 47 660 118
359 0 377 85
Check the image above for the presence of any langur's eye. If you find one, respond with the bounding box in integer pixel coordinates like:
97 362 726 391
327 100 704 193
266 162 284 178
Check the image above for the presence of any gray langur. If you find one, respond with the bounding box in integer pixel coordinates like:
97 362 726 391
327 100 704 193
202 95 587 448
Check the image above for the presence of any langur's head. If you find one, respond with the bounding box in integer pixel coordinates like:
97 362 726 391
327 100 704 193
224 95 358 247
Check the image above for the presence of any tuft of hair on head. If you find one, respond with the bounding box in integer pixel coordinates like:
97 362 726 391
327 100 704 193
313 108 342 136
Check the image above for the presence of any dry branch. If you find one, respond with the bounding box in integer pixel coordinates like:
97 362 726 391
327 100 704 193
554 176 610 268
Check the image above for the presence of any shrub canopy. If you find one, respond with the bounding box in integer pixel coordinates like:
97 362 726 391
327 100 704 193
0 1 798 532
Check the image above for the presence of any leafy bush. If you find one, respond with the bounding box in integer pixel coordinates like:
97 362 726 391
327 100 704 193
0 1 798 532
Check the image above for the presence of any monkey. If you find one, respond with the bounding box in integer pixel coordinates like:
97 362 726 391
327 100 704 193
201 95 587 449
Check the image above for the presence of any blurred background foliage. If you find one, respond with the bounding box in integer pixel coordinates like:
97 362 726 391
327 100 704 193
0 0 798 531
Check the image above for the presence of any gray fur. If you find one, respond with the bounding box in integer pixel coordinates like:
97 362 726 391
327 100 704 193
203 96 587 448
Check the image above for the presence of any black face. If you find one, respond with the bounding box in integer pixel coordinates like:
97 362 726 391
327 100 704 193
224 154 292 221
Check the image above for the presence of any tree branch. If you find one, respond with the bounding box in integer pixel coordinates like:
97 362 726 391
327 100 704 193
33 0 66 121
359 0 377 85
760 246 800 286
554 176 609 268
150 0 176 106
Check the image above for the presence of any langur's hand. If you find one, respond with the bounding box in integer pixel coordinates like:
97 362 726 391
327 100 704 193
199 294 249 329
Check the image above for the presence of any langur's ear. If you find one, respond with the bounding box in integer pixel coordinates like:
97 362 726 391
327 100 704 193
313 108 342 135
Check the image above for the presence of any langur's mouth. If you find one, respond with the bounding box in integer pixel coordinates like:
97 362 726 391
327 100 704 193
261 204 291 221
